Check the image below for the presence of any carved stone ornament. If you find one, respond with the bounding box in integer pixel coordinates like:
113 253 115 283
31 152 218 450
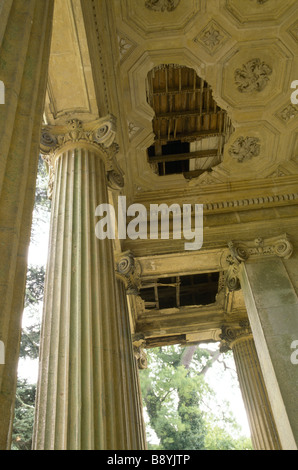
224 234 293 292
277 104 298 123
145 0 180 12
115 251 142 295
40 115 124 197
133 339 148 370
234 59 272 93
228 234 293 263
219 321 252 352
250 0 269 4
225 258 241 293
228 136 261 163
195 21 229 55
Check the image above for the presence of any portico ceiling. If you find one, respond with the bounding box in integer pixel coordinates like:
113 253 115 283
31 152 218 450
44 0 298 202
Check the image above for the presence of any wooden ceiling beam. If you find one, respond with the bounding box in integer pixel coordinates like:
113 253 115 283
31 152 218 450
149 148 218 163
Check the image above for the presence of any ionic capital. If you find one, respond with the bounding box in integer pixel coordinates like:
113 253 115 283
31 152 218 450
224 234 293 292
40 115 124 197
115 251 142 295
41 115 117 155
228 234 293 264
220 320 252 351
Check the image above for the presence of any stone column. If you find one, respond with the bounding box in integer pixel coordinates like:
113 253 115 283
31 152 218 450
0 0 54 450
33 118 145 450
115 251 148 449
220 321 281 450
226 234 298 450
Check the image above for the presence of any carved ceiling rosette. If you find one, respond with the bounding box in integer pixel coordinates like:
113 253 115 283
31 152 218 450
145 0 180 12
228 136 261 163
40 115 124 196
194 20 230 55
234 58 272 93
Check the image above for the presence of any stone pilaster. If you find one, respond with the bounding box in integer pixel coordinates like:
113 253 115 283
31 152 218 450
33 118 144 449
220 322 281 450
0 0 54 449
226 234 298 450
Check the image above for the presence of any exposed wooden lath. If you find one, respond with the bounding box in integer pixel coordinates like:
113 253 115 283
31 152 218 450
146 64 233 177
140 273 220 311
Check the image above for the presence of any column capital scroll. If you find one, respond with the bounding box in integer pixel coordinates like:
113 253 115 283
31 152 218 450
224 233 293 292
115 251 142 295
228 234 293 264
132 334 148 370
219 320 252 351
40 115 124 197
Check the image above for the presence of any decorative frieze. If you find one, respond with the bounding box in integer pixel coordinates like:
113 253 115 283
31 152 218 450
228 136 261 163
204 193 298 211
145 0 180 12
234 59 272 93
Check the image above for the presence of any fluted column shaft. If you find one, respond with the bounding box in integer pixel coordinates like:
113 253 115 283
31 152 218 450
33 142 146 449
115 279 147 449
221 322 281 450
0 0 54 450
229 332 281 450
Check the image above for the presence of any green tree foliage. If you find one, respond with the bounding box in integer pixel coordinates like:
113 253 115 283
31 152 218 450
140 345 252 450
11 380 36 450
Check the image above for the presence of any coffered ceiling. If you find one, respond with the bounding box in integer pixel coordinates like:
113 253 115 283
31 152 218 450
44 0 298 221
